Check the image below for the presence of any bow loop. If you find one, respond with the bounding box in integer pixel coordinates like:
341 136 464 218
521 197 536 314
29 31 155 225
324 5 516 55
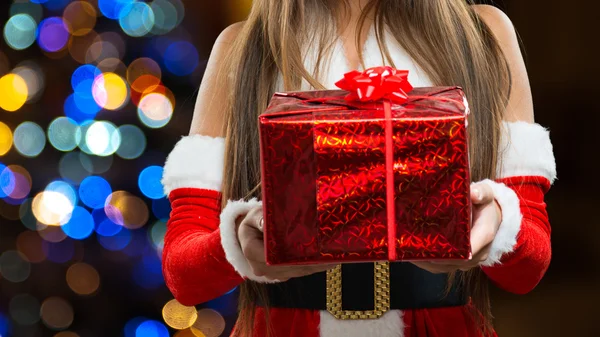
334 66 414 104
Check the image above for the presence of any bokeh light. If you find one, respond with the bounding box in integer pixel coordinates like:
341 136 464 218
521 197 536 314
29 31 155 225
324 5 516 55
150 0 178 35
0 250 31 283
119 2 155 37
1 165 32 200
16 230 46 263
98 0 135 20
79 176 112 209
104 191 149 229
84 121 122 156
43 238 75 263
136 320 169 337
116 124 146 159
149 220 166 250
4 14 38 50
151 197 171 220
58 151 89 184
64 93 99 123
43 0 71 12
45 180 78 210
48 117 80 152
162 299 197 330
97 227 131 251
40 297 74 330
18 198 38 231
92 207 122 236
0 312 8 337
37 222 69 243
68 30 99 64
92 72 129 110
32 190 74 226
124 317 146 337
13 122 46 157
191 309 226 337
0 73 28 112
54 332 80 337
0 122 13 156
63 1 97 36
163 41 199 76
10 1 44 23
79 151 113 174
66 262 100 296
127 57 161 91
13 61 46 103
138 166 164 199
61 206 94 239
132 247 164 289
9 293 40 325
138 93 173 128
37 17 70 53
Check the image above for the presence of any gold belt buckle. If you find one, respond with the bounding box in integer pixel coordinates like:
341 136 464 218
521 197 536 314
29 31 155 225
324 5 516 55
326 262 391 320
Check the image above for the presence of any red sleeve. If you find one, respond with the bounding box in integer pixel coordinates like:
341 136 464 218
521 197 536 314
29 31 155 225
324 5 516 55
482 176 552 294
162 187 243 306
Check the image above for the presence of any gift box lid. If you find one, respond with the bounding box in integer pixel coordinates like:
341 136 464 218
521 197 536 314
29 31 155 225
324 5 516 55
261 86 469 120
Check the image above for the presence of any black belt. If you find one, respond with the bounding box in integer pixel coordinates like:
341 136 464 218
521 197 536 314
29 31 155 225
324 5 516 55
257 262 467 311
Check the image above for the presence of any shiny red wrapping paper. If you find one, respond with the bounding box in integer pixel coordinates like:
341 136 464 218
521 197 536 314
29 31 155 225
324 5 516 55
259 87 472 265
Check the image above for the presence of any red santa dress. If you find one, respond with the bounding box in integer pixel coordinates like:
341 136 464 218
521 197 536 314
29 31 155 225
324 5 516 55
160 24 556 337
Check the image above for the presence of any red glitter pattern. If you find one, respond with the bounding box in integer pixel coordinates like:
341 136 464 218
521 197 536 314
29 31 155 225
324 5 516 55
260 87 471 265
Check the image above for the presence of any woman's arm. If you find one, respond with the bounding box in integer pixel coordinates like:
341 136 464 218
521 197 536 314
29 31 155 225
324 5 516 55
474 5 556 294
160 22 247 306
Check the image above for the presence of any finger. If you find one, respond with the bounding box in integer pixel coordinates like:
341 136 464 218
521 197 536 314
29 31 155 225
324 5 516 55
240 231 266 264
469 207 496 256
243 206 264 232
471 182 494 205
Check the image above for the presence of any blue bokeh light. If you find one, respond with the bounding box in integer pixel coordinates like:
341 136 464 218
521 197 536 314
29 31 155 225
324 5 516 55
133 253 164 289
97 227 131 251
0 163 13 198
64 93 98 124
135 320 169 337
138 166 164 199
79 176 112 209
119 2 155 37
92 208 122 237
43 0 71 11
43 239 75 263
98 0 135 20
62 206 94 240
151 197 170 220
163 41 199 76
71 65 100 92
124 316 147 337
0 311 9 337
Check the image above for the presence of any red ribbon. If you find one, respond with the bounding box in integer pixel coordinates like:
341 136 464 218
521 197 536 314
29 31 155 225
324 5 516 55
334 66 416 261
334 66 414 104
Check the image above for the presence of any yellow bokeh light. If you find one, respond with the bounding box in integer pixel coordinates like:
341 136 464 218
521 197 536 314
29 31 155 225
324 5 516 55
66 263 100 295
0 121 12 155
32 191 74 226
0 73 28 112
162 299 198 330
176 329 204 337
92 72 128 110
104 191 149 229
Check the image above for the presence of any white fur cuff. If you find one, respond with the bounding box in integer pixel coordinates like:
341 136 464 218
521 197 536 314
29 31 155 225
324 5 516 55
499 121 557 183
478 179 523 266
219 198 280 283
161 135 225 196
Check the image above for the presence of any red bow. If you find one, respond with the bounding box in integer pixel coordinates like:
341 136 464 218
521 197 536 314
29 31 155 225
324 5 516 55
334 66 414 104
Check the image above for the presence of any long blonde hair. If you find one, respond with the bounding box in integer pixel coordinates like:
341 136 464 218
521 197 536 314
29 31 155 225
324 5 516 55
216 0 511 335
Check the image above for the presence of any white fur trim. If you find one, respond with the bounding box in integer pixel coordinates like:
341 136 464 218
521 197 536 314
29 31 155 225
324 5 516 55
499 121 557 183
477 179 523 266
161 135 225 195
219 198 280 283
319 310 404 337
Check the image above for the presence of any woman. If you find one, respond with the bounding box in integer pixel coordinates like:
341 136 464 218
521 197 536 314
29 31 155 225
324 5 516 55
160 0 556 336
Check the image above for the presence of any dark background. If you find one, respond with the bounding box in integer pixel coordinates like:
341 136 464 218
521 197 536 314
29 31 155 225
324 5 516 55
0 0 597 336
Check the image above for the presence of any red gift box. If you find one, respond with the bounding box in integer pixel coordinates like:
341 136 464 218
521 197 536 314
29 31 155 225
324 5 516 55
259 68 472 265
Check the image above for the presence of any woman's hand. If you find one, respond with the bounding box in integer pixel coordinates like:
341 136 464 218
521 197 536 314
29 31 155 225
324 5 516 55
236 206 337 282
411 182 502 274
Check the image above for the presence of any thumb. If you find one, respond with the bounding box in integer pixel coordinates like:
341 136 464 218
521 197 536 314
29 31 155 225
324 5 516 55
471 181 495 205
